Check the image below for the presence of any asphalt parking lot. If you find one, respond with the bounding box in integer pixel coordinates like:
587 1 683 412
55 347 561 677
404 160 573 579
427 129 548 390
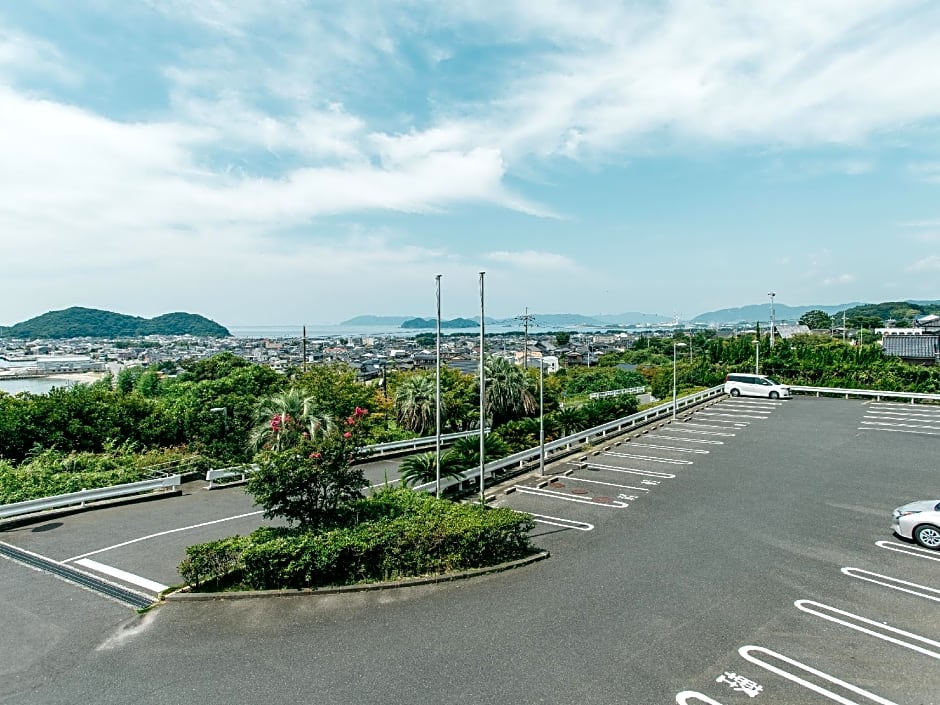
2 395 940 704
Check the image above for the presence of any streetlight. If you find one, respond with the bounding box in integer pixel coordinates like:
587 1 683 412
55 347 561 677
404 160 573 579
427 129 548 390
672 342 687 420
768 292 776 348
539 357 545 477
752 339 760 375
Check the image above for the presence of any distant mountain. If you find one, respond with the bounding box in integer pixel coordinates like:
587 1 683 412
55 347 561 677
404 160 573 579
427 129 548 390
340 315 413 326
690 302 866 325
835 301 940 323
0 307 230 338
401 317 479 329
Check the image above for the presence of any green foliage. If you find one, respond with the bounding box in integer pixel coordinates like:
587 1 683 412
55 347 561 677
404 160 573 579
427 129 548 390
554 331 571 346
2 306 229 338
398 451 465 488
178 488 536 591
485 355 536 427
0 446 205 504
559 366 646 395
394 372 438 435
799 309 833 329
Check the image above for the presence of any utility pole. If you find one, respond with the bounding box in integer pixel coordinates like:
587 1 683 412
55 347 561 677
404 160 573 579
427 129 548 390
843 311 847 344
516 307 536 371
302 325 307 372
768 292 776 348
478 272 486 506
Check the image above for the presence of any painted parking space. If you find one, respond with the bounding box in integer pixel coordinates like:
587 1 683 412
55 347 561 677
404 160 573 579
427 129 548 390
859 402 940 436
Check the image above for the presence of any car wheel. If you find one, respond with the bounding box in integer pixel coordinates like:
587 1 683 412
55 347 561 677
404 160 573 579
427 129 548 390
914 524 940 550
769 391 779 399
730 389 740 397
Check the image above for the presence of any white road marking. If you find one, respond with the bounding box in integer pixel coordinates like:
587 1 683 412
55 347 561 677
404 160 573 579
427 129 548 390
675 692 725 705
688 418 749 426
738 645 899 705
858 427 940 436
696 412 764 420
64 510 266 562
860 419 940 430
795 599 940 660
583 463 676 479
670 426 736 436
842 567 940 602
645 434 724 444
865 410 940 420
560 476 651 492
73 558 168 593
526 513 594 531
876 540 940 562
511 486 629 507
603 451 693 465
625 443 709 454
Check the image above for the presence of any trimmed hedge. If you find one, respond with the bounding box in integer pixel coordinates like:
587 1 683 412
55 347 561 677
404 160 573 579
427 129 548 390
178 488 536 591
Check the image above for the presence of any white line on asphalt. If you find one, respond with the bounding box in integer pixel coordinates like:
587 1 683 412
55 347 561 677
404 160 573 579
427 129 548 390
860 420 940 431
676 692 725 705
696 412 765 420
842 567 940 602
865 410 940 420
671 426 737 436
725 401 781 408
876 540 940 562
604 451 693 465
858 426 940 436
526 513 594 531
795 599 940 660
73 558 168 593
644 434 724 444
738 645 899 705
582 463 676 478
511 486 630 507
64 510 266 563
625 443 709 454
688 418 749 426
559 476 651 492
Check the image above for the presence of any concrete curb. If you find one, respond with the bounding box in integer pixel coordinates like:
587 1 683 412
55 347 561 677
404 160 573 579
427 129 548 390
165 550 550 602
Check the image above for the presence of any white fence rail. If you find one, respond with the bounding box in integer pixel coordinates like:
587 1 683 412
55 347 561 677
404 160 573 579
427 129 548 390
0 475 181 519
413 386 725 495
791 386 940 403
205 465 259 489
365 428 489 456
589 386 646 400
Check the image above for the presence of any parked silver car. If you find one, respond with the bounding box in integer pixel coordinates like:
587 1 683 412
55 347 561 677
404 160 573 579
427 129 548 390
893 500 940 549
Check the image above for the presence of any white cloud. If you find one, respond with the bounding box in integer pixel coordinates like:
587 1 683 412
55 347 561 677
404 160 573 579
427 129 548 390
908 256 940 272
485 250 578 270
822 273 856 286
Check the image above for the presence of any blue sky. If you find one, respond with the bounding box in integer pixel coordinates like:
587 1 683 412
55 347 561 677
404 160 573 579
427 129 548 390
2 1 939 326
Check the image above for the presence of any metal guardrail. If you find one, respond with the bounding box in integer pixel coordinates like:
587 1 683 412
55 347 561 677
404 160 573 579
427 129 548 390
589 386 646 400
790 385 940 403
205 465 259 489
0 475 181 519
413 386 725 494
365 428 490 456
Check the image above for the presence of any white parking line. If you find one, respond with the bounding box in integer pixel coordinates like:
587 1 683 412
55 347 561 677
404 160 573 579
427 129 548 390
73 558 168 593
625 443 709 454
526 513 594 531
696 412 764 420
644 434 724 445
511 486 630 507
860 420 940 432
560 476 651 492
795 599 940 660
738 645 899 705
676 692 725 705
582 462 676 479
842 567 940 602
671 426 737 436
865 410 940 420
876 540 940 562
64 510 266 563
858 426 940 436
687 418 749 426
604 451 693 465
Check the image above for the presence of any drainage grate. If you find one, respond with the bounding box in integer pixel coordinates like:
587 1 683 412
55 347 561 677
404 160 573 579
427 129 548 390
0 541 154 610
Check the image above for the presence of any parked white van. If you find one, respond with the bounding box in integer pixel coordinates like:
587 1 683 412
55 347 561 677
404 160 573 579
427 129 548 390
724 373 791 399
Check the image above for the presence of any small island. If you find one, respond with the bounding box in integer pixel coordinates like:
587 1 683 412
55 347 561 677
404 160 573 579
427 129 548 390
0 307 230 339
401 316 478 329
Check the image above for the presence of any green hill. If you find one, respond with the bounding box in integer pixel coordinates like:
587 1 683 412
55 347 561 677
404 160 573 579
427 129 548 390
0 307 230 339
834 301 940 326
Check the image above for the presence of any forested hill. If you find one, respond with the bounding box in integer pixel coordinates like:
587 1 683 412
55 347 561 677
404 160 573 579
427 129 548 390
0 307 230 338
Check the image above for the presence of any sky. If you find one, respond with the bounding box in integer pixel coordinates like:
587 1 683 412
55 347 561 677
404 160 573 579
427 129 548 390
2 1 940 327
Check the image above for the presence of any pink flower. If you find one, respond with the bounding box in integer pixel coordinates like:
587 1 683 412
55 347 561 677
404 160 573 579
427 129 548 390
343 431 352 438
354 406 368 417
309 451 322 459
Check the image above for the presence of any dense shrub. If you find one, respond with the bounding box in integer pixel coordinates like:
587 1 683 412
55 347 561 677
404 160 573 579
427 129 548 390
178 488 536 591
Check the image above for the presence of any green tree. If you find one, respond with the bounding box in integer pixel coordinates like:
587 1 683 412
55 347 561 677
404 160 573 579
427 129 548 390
394 373 439 435
554 331 571 346
484 356 536 427
249 388 333 452
398 451 465 488
246 407 369 528
799 310 833 330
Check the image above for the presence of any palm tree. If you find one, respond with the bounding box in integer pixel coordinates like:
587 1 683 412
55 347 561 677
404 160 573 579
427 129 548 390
484 355 536 427
249 388 333 452
444 434 510 470
553 406 586 437
394 373 440 436
398 452 465 488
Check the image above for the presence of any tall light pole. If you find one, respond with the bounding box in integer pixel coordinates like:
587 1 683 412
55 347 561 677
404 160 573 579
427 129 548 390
435 274 442 498
753 339 760 375
478 271 486 505
672 342 687 420
539 357 545 477
768 292 776 348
